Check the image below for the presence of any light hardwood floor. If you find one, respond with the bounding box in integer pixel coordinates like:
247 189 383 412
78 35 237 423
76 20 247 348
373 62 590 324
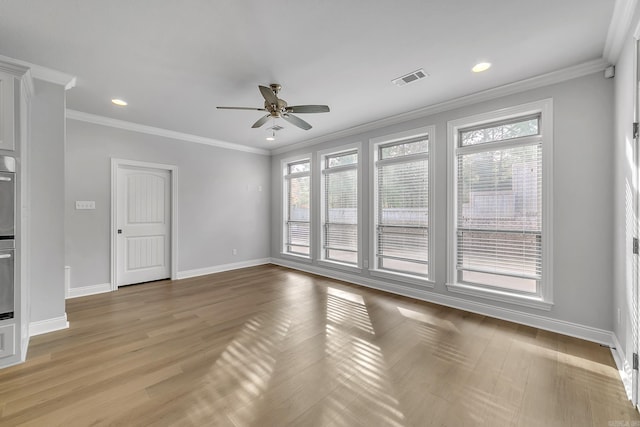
0 264 638 426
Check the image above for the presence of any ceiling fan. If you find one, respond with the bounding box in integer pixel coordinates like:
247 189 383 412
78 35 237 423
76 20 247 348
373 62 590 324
217 84 330 130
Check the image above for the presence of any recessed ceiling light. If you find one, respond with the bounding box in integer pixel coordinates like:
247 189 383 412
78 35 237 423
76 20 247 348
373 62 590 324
266 136 275 141
472 62 491 73
111 98 128 106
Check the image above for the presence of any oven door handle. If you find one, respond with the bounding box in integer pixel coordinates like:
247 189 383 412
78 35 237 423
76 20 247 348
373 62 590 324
0 253 11 259
0 177 11 182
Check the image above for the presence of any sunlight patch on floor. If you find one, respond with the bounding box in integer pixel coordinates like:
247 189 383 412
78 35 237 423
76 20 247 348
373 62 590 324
320 289 407 426
186 311 291 425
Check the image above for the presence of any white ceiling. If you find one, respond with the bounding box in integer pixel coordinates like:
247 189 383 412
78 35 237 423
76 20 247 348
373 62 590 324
0 1 616 150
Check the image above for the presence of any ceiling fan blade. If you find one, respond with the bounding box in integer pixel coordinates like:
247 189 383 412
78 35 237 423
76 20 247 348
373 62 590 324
251 114 271 128
217 106 267 111
286 105 330 114
259 85 279 106
282 113 312 130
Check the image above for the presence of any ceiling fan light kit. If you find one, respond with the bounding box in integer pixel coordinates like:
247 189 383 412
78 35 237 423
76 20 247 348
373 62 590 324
217 84 330 131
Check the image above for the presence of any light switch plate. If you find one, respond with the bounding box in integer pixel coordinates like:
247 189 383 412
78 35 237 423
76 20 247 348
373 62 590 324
75 201 95 210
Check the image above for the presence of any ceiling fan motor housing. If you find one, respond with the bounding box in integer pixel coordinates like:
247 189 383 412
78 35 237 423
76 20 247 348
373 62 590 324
266 98 288 117
270 83 281 94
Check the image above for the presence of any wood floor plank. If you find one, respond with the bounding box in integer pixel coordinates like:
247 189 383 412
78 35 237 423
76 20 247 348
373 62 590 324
0 264 637 426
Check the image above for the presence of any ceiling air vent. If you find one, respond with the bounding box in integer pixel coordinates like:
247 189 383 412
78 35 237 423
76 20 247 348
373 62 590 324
392 69 428 87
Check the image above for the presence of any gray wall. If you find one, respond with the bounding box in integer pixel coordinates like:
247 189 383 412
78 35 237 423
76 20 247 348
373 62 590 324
65 120 271 289
30 79 66 322
271 71 614 331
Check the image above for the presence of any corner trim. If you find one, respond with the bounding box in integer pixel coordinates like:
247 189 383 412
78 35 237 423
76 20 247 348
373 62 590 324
270 257 614 346
64 266 71 299
66 109 270 156
271 58 608 155
67 283 112 299
29 314 69 337
176 258 271 279
612 333 634 400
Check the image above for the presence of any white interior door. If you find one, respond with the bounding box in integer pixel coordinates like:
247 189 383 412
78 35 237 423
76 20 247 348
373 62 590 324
116 165 171 286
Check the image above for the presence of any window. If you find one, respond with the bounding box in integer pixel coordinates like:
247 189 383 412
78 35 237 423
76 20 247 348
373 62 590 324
372 127 433 280
283 158 311 257
321 148 359 265
447 100 553 309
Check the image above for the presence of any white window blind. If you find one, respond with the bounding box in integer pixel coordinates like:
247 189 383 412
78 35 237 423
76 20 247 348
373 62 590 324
285 159 311 256
456 116 541 293
323 151 358 264
375 137 429 276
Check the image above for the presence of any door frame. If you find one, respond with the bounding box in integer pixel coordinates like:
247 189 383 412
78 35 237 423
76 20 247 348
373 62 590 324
110 158 178 291
633 33 640 408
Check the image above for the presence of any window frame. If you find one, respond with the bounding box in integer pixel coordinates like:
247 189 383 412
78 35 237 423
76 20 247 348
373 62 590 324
369 126 435 287
317 143 362 272
446 99 553 310
281 153 313 261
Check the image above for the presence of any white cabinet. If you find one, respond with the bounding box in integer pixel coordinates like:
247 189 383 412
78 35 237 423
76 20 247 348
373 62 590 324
0 60 30 369
0 70 15 151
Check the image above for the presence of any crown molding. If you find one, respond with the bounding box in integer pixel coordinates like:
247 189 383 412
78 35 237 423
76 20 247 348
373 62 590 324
0 54 76 90
0 58 29 77
21 69 34 100
605 0 638 63
608 0 639 60
30 64 76 90
66 109 270 156
271 58 609 156
0 59 34 100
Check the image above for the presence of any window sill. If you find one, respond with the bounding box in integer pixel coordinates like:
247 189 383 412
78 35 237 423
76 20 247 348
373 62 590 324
369 269 434 288
280 253 312 263
445 282 553 311
317 259 362 274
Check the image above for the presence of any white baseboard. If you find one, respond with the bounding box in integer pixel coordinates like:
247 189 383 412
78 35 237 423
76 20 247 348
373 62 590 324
67 258 272 297
176 258 271 280
67 283 112 299
29 314 69 337
611 333 633 400
270 257 615 346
